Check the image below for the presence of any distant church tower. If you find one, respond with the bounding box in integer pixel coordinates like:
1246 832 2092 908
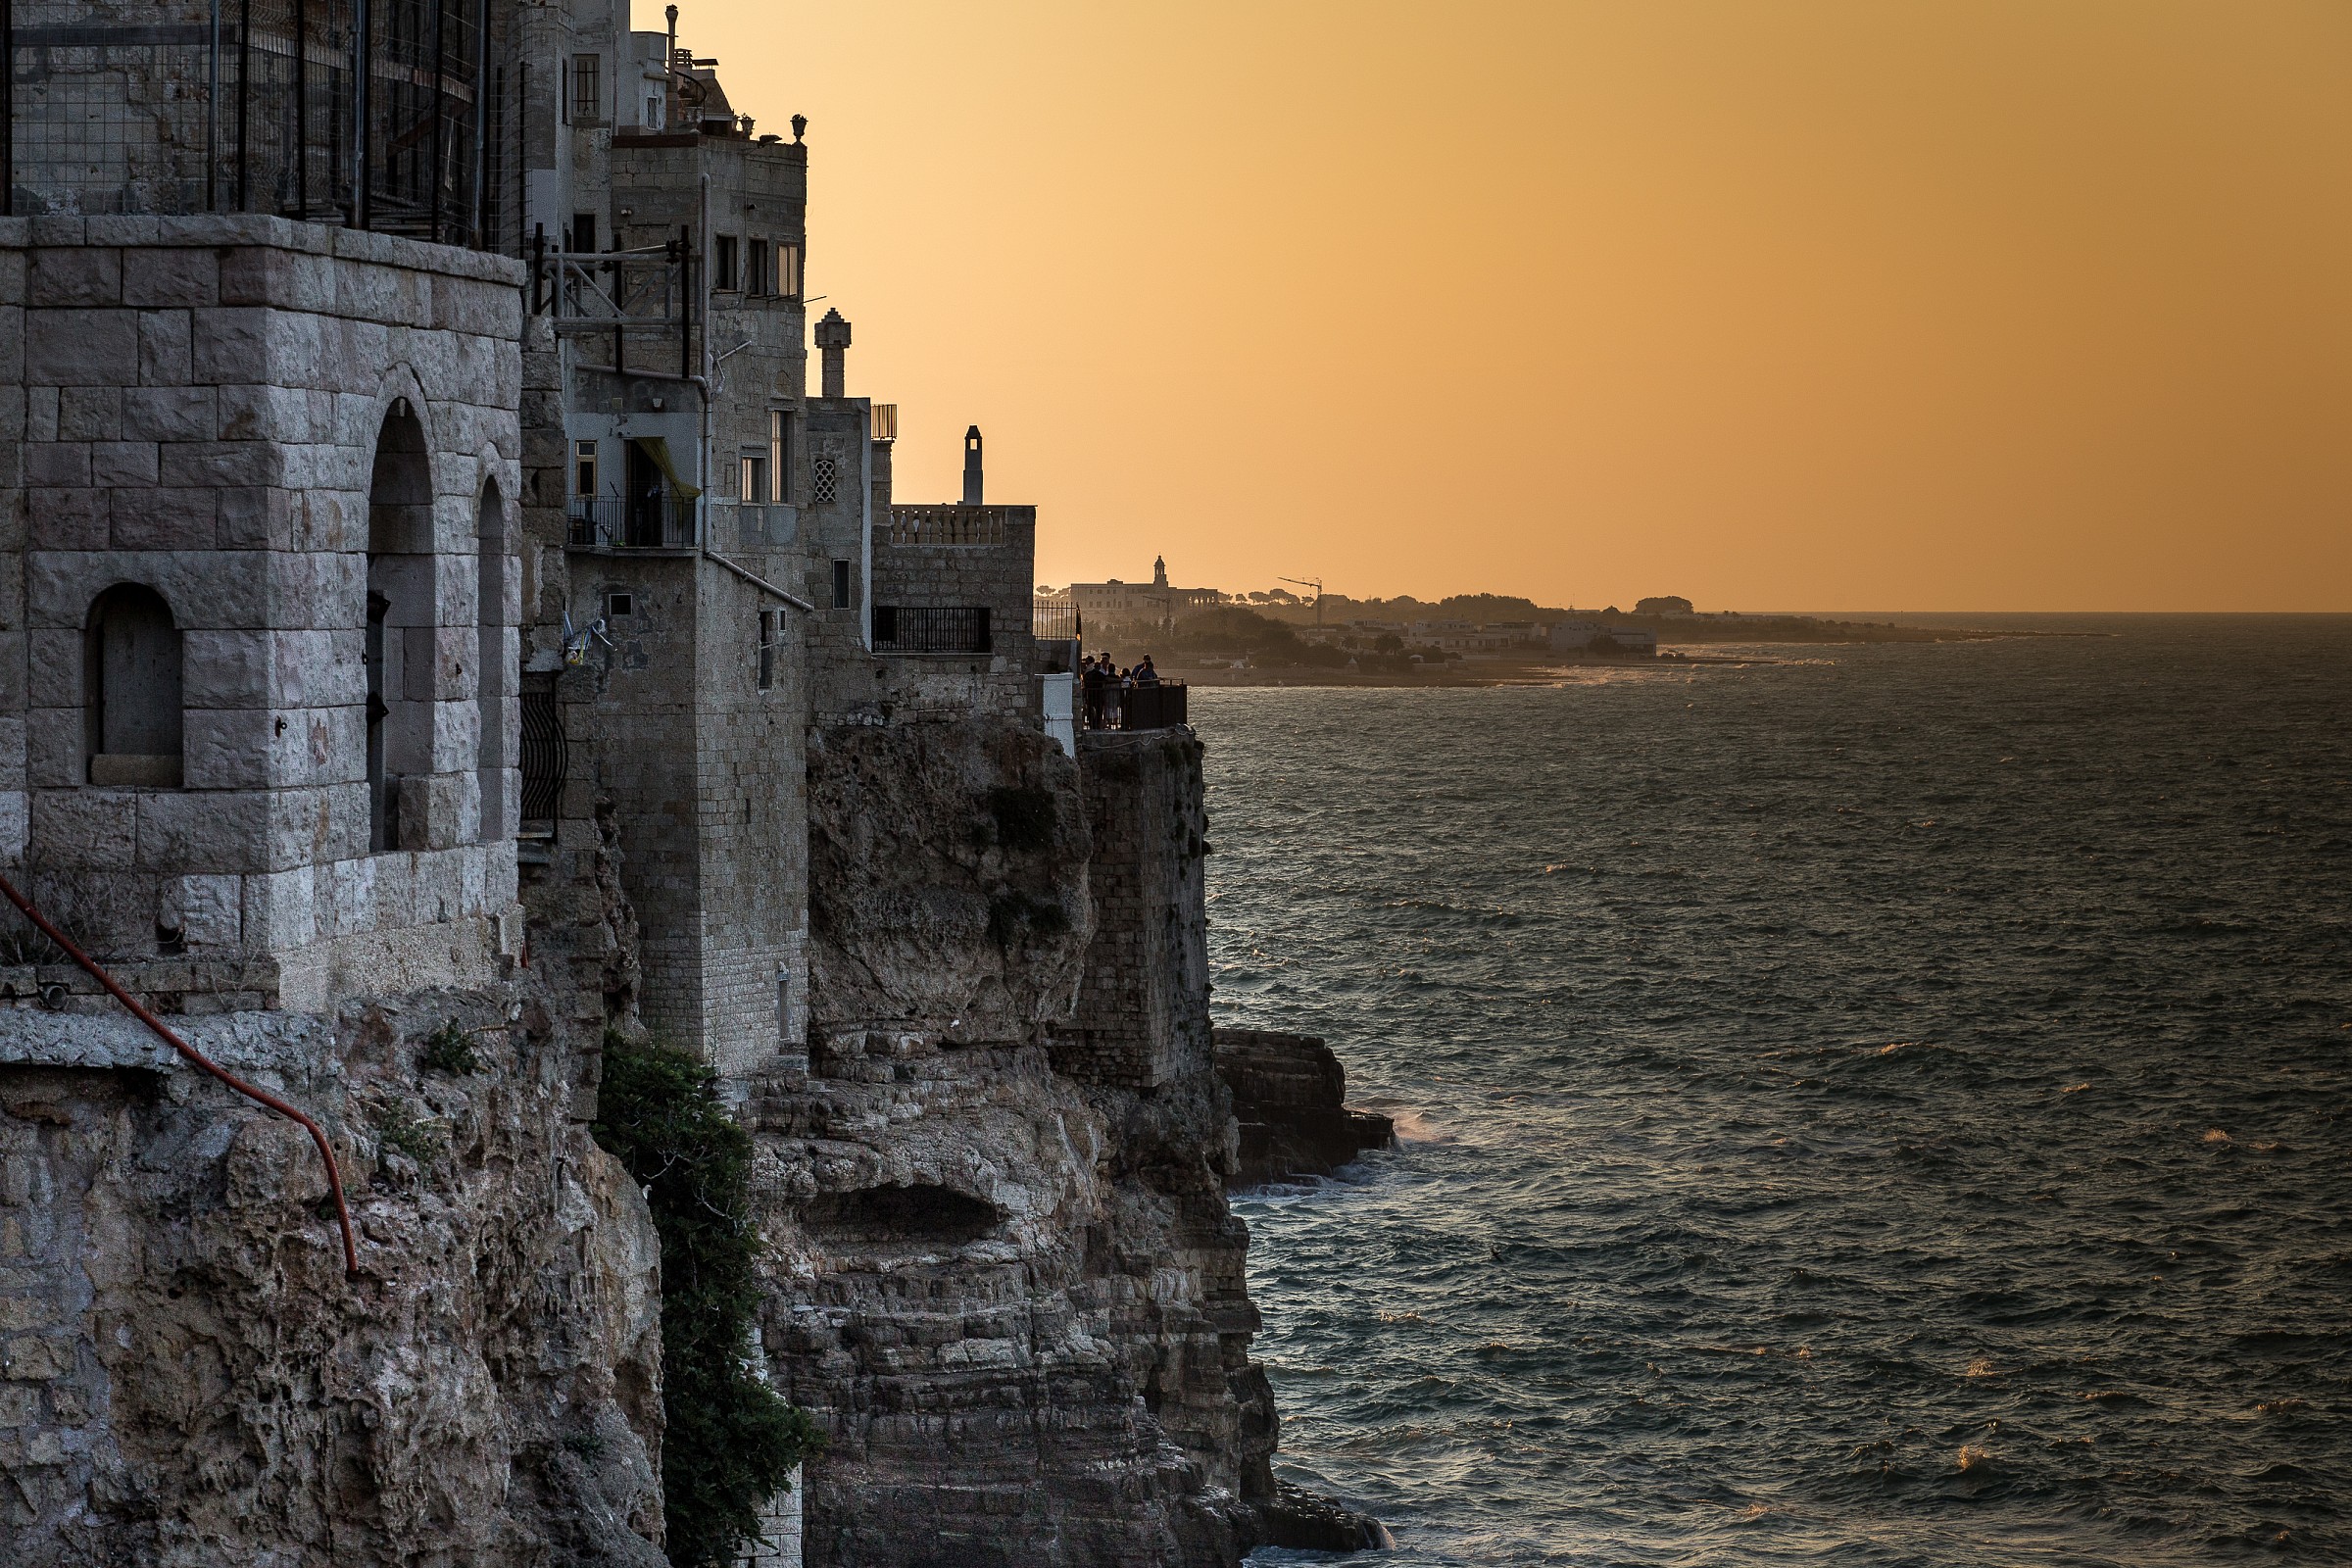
1152 555 1168 588
961 426 984 505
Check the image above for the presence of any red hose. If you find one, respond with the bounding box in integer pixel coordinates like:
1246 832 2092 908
0 870 361 1280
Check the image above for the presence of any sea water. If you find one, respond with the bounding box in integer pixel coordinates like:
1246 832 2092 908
1205 615 2351 1566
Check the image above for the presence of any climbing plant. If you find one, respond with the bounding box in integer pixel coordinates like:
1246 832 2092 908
592 1032 820 1566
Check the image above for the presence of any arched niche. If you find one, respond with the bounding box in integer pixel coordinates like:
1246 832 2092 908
366 399 434 851
84 584 183 787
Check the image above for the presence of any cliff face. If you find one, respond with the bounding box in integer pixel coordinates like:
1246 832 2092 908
755 722 1281 1566
0 988 665 1568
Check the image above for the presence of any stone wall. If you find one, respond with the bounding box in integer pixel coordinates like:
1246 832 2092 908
0 215 525 1011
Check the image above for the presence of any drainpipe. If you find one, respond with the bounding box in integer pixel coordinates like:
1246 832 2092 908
699 172 711 548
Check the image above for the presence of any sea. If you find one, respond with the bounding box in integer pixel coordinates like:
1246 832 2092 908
1202 614 2352 1567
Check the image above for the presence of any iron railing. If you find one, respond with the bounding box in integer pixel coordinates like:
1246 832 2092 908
1031 597 1079 642
3 0 515 250
518 685 564 822
1087 680 1187 732
872 606 991 655
566 494 696 550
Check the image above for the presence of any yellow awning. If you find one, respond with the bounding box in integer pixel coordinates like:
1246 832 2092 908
629 435 702 501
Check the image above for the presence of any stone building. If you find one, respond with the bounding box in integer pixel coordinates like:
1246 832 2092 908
1 4 1374 1564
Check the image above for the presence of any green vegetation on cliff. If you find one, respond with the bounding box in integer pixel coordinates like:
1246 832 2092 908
593 1033 819 1566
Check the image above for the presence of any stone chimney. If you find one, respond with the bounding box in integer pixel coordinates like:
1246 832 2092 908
961 425 984 505
815 309 852 398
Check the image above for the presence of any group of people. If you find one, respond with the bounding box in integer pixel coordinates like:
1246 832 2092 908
1079 653 1159 729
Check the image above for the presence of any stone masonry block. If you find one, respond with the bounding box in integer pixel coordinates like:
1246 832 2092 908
218 384 320 444
26 630 83 709
0 305 20 384
26 551 267 632
217 487 296 551
57 387 122 442
28 790 136 869
178 629 273 709
25 445 91 488
121 249 220 310
158 441 275 490
0 792 25 861
90 443 160 488
27 249 122 308
217 247 332 313
171 873 243 949
0 635 24 713
189 308 271 384
112 488 219 552
121 386 218 442
139 313 193 386
241 865 315 951
136 790 272 873
25 491 110 553
180 709 277 791
24 709 82 789
25 311 137 385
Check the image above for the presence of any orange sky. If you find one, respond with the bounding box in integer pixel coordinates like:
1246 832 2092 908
664 0 2352 612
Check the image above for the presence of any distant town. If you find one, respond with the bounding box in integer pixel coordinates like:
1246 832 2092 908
1038 559 2001 682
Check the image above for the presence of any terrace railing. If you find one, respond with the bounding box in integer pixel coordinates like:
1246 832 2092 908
1090 681 1187 731
880 506 1026 548
566 494 696 550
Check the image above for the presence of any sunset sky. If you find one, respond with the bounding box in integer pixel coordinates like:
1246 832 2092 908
668 0 2352 612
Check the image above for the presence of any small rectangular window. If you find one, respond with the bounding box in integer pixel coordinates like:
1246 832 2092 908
757 610 776 690
832 561 852 611
739 453 766 503
713 235 739 291
605 591 633 618
572 439 598 497
569 212 596 254
777 241 804 300
571 54 602 122
768 412 787 503
747 239 771 296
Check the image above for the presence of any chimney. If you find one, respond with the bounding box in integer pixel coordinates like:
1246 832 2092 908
961 425 984 505
814 309 851 398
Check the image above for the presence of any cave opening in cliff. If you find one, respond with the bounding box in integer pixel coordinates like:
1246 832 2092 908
801 1183 1002 1246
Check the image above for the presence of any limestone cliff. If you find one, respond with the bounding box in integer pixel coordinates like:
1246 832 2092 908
752 720 1376 1565
0 986 665 1567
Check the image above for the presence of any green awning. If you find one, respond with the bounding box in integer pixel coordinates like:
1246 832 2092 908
630 435 702 500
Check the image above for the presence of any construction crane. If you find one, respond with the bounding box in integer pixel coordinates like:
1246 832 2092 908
1278 576 1326 626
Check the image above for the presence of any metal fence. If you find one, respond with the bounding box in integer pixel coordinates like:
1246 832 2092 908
4 0 514 250
1088 680 1187 732
566 494 697 550
872 606 992 656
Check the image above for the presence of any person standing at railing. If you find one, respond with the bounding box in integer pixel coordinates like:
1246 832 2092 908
1134 656 1160 687
1082 656 1108 730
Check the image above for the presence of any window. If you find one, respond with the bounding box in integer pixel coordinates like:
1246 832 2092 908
777 241 804 300
571 54 602 122
767 411 787 502
84 584 182 786
832 561 852 611
605 591 633 618
811 455 838 506
747 238 771 296
757 610 777 690
569 212 596 254
739 452 766 504
713 234 739 291
573 439 598 498
644 90 663 129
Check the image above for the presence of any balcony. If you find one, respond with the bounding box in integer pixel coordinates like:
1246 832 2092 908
873 606 992 655
567 495 696 550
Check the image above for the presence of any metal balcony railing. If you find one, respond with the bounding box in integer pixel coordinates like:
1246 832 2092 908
567 495 696 550
872 606 991 655
1086 681 1188 732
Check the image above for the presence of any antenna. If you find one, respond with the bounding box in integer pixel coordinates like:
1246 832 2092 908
1278 576 1325 626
